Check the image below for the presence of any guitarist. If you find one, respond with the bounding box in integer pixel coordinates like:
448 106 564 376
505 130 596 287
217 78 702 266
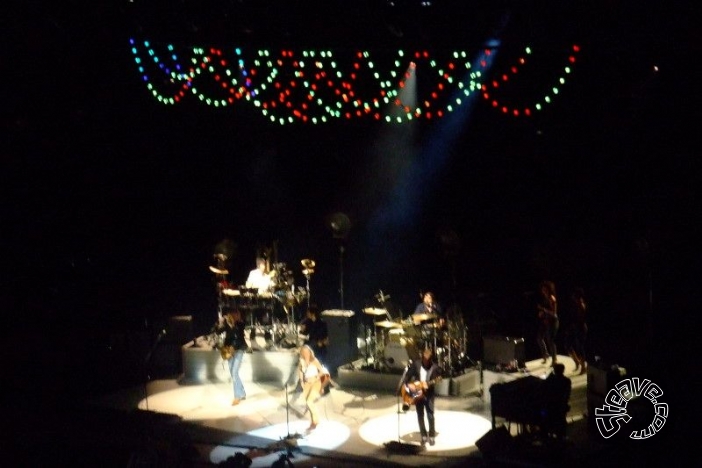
214 308 247 405
403 347 441 446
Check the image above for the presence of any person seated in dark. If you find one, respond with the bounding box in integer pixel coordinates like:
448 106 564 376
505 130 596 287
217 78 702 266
299 305 329 365
541 363 571 438
298 304 331 394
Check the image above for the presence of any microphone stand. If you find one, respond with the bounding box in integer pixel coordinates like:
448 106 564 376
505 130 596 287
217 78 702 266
142 326 167 411
278 383 302 464
385 362 421 453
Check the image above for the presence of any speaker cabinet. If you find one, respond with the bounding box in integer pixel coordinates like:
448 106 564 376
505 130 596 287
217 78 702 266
483 335 525 366
321 310 357 375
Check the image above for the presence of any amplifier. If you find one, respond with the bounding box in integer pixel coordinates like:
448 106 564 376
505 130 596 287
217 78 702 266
483 335 525 366
321 310 358 374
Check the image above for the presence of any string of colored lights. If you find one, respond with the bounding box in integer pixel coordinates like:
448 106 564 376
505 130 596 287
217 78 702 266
481 44 581 117
129 38 580 123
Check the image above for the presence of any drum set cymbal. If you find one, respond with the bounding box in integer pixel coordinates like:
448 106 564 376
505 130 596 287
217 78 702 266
222 288 240 297
411 313 438 324
363 307 387 316
375 320 402 329
301 259 316 277
209 266 229 275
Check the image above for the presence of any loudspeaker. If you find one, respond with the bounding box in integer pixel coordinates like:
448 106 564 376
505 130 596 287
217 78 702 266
321 310 357 374
476 426 513 457
483 335 525 366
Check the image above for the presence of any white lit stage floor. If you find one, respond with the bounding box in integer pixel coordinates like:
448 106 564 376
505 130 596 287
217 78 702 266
92 355 591 468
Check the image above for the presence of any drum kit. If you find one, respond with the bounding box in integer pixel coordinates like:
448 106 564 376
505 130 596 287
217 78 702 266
210 253 316 349
361 295 472 375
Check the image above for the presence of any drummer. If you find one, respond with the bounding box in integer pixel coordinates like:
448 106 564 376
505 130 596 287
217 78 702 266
245 257 275 349
246 257 273 294
413 291 443 324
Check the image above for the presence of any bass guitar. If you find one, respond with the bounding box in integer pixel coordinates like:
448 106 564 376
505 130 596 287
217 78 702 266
401 377 442 406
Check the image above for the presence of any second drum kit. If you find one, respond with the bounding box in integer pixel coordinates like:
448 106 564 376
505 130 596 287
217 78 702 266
362 305 470 375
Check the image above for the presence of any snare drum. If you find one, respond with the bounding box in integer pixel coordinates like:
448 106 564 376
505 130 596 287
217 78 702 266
387 328 405 344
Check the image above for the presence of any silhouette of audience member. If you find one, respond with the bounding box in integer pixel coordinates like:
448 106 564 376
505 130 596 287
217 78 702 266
542 363 571 439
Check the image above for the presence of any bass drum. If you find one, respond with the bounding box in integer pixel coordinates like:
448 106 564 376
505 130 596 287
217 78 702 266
383 341 420 370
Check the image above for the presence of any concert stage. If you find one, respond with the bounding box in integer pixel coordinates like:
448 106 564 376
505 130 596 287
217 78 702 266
80 352 621 468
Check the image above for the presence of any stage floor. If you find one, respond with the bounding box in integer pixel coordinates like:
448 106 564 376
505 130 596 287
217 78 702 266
84 355 606 467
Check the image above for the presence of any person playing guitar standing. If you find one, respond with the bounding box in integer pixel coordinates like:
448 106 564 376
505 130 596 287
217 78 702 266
214 308 247 405
401 347 441 446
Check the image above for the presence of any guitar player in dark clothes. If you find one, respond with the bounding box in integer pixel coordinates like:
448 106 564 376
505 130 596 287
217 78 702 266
401 347 441 446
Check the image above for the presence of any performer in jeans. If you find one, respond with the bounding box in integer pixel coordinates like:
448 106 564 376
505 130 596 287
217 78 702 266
214 308 247 405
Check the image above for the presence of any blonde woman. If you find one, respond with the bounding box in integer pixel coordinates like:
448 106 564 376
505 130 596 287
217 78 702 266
298 344 327 431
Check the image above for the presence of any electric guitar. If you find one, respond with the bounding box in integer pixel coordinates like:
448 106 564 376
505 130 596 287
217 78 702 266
401 377 442 406
219 345 235 360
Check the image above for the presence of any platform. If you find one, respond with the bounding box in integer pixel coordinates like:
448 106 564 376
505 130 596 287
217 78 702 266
181 335 299 387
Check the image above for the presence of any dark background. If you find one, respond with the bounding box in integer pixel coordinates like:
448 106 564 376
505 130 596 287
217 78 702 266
2 1 697 414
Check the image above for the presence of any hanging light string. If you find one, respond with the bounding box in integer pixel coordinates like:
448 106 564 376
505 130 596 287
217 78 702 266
129 38 580 123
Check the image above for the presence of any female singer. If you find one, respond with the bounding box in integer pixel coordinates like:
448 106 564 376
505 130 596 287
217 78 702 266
297 344 327 431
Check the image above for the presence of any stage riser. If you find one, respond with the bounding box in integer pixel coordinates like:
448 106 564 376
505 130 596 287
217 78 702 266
181 338 298 387
336 362 404 392
337 360 481 396
449 371 481 396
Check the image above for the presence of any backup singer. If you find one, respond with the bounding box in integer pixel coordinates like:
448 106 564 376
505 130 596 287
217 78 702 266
214 308 247 405
298 344 327 431
565 287 587 374
536 280 559 366
403 348 441 446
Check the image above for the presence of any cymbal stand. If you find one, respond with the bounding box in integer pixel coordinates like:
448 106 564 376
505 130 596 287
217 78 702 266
303 272 312 310
446 318 452 376
372 323 379 367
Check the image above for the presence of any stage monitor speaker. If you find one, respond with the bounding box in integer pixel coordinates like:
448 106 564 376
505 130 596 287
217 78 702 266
483 335 525 366
476 426 513 457
321 310 357 375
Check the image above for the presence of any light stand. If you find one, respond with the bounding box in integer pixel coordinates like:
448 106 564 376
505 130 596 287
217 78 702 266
338 243 345 309
327 211 351 309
